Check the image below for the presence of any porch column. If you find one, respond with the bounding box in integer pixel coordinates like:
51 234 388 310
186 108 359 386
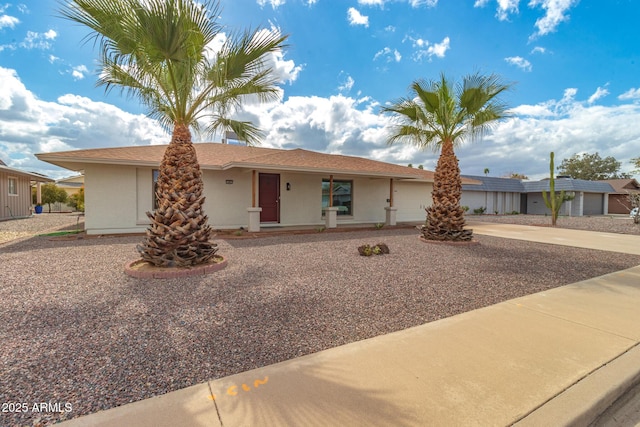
385 179 397 226
324 174 337 228
247 170 261 232
247 207 262 232
36 182 42 204
324 207 338 228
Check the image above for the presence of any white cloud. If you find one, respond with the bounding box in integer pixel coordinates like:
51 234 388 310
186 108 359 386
505 56 532 72
529 0 578 38
338 75 355 93
410 36 450 61
618 88 640 101
0 67 167 178
347 7 369 27
0 14 19 29
374 47 402 63
475 0 577 38
71 65 89 80
358 0 385 5
256 0 286 8
531 46 546 54
474 0 519 20
19 29 57 49
409 0 438 6
587 86 609 104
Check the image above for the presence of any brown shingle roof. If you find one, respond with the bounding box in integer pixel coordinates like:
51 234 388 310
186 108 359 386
597 179 640 194
36 143 478 183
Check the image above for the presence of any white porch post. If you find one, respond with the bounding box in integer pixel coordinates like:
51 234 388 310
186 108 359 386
36 182 42 204
247 170 261 232
324 207 338 228
247 207 262 232
385 178 396 225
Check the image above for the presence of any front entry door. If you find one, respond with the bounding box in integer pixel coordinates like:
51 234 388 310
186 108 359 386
259 173 280 223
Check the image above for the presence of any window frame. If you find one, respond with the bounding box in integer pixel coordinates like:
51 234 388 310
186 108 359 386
8 177 18 196
321 178 353 217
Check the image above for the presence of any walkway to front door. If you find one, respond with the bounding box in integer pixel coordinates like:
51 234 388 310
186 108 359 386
259 173 280 223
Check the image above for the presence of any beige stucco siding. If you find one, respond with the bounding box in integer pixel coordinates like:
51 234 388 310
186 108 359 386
279 172 323 226
82 165 436 234
203 169 252 229
393 180 432 222
85 164 144 234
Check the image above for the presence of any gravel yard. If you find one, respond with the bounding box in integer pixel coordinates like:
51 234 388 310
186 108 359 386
1 215 639 426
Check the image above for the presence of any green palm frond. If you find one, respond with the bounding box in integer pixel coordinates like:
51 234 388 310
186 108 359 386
59 0 287 144
382 72 512 149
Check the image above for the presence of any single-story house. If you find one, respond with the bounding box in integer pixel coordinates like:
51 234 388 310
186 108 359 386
598 179 640 214
0 159 54 221
461 175 615 216
36 143 480 235
461 176 523 214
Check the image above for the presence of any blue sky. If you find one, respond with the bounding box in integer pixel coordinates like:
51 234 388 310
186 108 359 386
1 0 639 180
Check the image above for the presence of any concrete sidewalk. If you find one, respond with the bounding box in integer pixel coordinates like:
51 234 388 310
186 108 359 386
60 224 640 427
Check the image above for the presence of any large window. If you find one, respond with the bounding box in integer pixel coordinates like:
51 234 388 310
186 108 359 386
8 177 17 195
322 179 352 216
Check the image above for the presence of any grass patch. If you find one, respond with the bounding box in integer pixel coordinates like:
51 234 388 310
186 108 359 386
37 230 84 237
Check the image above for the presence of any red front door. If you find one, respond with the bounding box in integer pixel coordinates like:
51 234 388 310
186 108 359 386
259 173 280 223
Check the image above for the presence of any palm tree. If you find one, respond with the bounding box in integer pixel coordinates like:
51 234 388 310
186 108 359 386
60 0 287 267
382 73 511 241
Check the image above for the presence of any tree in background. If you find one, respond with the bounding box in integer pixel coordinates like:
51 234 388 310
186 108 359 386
557 152 631 180
631 157 640 175
483 168 490 176
61 0 287 267
41 183 68 213
69 188 85 212
383 72 512 241
502 172 529 180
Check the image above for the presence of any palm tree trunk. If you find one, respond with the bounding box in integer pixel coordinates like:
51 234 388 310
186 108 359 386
423 140 473 241
137 124 218 267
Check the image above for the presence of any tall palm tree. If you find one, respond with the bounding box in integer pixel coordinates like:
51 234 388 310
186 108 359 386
382 73 511 241
60 0 287 266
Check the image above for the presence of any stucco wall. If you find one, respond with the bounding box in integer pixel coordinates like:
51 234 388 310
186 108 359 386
83 165 436 234
85 164 144 234
393 180 432 222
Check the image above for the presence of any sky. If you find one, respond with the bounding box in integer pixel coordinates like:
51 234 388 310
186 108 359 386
1 0 639 180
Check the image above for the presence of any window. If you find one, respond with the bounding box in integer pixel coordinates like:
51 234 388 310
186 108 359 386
152 169 159 209
8 177 17 195
322 179 352 216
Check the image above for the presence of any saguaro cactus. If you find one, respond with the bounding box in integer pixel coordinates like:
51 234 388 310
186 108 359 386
542 151 573 226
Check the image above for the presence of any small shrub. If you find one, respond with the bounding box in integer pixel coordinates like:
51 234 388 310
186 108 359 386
473 207 486 215
358 242 390 256
316 226 326 233
461 205 470 212
374 222 384 229
233 230 244 236
510 210 519 215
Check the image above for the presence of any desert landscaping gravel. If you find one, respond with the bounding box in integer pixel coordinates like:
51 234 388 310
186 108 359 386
1 214 639 426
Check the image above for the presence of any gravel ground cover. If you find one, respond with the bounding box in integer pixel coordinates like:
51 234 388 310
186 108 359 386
1 215 639 426
0 214 84 244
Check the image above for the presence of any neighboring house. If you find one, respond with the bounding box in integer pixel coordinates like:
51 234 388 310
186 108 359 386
54 174 85 212
598 178 640 214
521 178 613 216
0 160 54 221
462 175 614 216
461 176 523 214
36 143 479 235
